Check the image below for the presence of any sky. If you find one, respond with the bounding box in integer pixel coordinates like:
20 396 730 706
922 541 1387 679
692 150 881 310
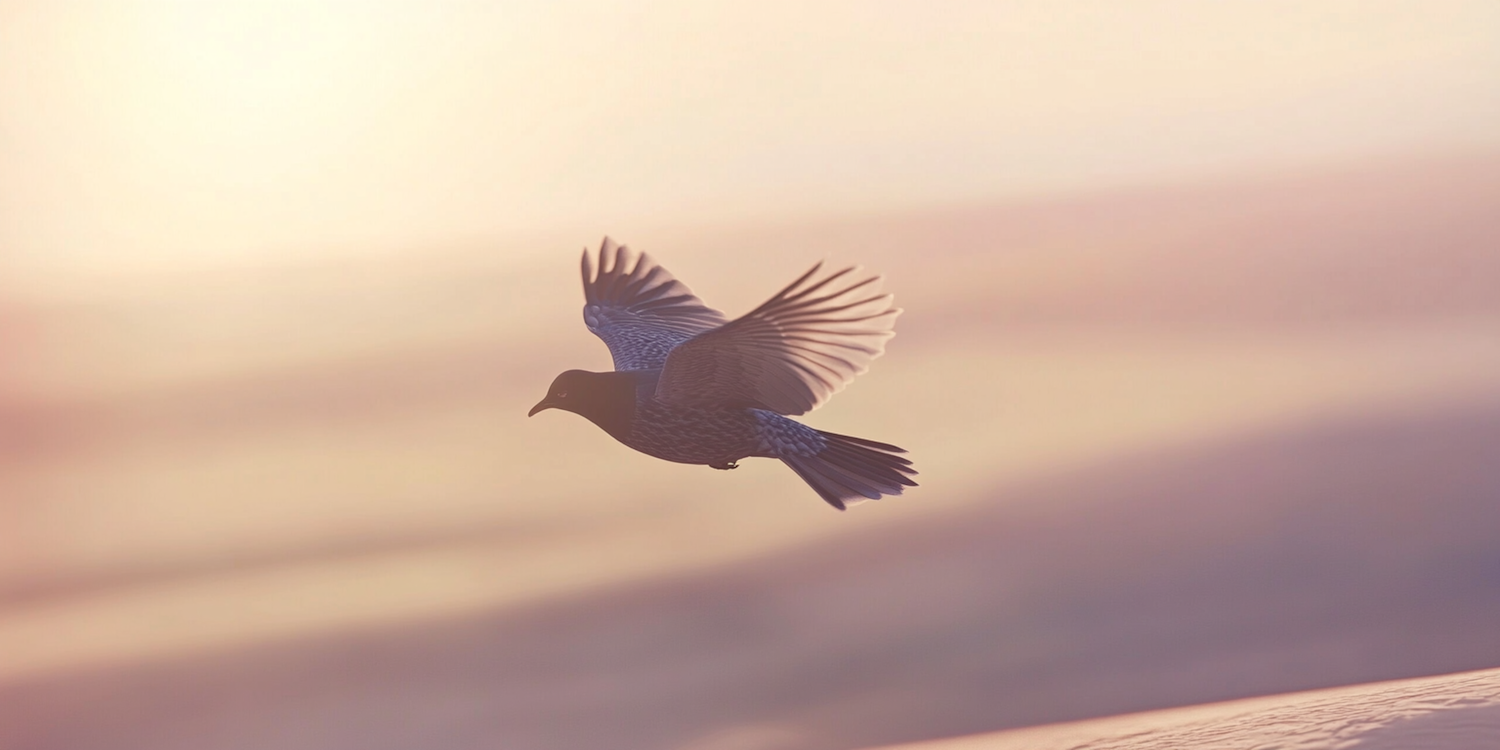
2 1 1498 281
2 6 1500 743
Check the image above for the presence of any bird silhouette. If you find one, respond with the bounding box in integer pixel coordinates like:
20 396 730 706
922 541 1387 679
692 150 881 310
529 238 917 509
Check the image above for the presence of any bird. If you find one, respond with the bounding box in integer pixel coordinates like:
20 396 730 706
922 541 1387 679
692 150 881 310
529 237 917 510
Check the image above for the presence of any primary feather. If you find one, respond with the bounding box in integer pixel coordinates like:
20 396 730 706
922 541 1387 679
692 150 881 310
581 237 727 371
654 262 899 415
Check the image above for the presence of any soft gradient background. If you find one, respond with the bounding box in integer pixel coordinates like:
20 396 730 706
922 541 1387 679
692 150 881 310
2 3 1499 749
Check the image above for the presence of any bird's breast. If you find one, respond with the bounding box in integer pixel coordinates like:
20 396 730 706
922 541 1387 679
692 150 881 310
625 399 762 465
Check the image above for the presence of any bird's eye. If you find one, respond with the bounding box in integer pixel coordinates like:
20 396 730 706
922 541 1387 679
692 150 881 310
556 391 567 398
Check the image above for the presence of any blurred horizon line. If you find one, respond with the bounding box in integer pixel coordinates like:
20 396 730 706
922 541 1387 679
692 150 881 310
6 144 1499 298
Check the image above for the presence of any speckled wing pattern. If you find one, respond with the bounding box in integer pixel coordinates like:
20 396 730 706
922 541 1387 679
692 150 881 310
655 262 898 416
581 237 729 371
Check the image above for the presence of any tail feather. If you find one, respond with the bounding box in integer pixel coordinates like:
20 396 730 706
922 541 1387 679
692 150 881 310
820 440 914 485
781 430 918 510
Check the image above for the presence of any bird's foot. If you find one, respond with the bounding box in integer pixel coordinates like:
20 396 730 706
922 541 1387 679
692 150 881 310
710 461 739 470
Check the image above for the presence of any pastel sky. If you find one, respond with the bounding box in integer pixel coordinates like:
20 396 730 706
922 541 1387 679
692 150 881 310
2 1 1497 279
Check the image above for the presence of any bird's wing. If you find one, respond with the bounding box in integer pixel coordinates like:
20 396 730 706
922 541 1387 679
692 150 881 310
655 262 898 415
582 237 729 371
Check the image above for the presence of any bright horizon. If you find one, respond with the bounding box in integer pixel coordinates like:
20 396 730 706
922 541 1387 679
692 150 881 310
3 1 1498 281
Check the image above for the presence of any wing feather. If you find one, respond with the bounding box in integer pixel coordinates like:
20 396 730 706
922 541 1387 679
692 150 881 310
581 238 727 371
655 261 898 415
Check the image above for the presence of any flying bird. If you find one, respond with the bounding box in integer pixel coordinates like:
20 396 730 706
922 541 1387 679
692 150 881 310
529 238 917 510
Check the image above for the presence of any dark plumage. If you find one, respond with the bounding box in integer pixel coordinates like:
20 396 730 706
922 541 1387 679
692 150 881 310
529 238 917 509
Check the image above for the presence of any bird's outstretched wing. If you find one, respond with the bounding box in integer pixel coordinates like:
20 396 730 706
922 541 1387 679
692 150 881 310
582 237 728 371
655 262 898 415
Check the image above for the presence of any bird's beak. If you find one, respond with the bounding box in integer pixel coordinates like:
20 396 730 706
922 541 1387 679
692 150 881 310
528 398 552 417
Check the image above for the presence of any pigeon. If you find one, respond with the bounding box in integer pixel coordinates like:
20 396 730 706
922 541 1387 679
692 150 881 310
529 238 917 510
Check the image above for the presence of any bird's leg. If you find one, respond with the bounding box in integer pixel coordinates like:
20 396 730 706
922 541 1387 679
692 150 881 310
710 460 739 470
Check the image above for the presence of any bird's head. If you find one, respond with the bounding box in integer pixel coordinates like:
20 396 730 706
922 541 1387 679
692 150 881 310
530 366 642 411
528 369 639 441
528 369 595 417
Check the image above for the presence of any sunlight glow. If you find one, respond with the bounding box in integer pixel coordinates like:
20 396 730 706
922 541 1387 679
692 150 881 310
1 1 1496 280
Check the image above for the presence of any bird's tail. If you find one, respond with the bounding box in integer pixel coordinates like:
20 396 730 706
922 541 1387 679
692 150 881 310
781 431 918 510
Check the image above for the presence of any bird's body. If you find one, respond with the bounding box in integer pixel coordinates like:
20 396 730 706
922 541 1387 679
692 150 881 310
530 238 917 509
553 367 825 466
631 382 776 466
